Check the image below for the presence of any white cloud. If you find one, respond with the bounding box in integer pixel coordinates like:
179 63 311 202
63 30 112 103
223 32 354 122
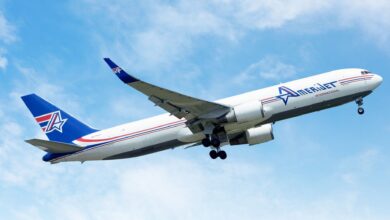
0 54 7 69
0 12 16 43
10 64 83 117
76 0 390 74
234 56 298 85
83 0 238 72
1 154 386 220
339 148 380 185
216 0 330 29
0 12 16 71
335 0 390 47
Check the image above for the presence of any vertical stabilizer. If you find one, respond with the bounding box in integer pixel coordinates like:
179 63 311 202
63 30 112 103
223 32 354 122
21 94 98 144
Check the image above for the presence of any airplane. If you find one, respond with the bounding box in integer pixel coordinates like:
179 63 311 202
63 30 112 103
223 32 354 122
21 58 383 163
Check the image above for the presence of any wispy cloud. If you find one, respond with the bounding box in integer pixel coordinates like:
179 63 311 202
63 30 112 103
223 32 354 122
0 12 16 44
76 0 390 74
0 12 16 71
10 64 83 117
234 56 299 86
0 54 7 70
2 153 387 220
339 148 380 185
335 0 390 46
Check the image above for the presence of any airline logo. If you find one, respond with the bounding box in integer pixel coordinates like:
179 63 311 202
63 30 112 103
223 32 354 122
276 86 300 105
275 81 338 105
112 67 122 74
35 111 68 133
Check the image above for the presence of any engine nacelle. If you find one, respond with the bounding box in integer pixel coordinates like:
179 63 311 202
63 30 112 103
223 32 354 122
229 124 274 145
224 101 265 123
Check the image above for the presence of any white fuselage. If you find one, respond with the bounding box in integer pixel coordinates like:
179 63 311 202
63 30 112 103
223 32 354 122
50 69 383 163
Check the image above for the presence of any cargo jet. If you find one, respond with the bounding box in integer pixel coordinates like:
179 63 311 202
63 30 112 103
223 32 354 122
22 59 383 163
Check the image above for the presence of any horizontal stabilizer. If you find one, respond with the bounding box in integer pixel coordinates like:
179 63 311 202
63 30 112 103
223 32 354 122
25 139 83 153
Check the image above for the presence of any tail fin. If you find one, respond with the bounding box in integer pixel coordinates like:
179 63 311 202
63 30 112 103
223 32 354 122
21 94 98 144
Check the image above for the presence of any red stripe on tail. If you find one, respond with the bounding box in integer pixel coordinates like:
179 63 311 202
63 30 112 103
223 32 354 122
35 114 51 123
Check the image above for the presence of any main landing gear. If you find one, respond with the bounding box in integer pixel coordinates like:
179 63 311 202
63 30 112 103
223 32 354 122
202 134 227 160
356 97 365 115
209 149 227 160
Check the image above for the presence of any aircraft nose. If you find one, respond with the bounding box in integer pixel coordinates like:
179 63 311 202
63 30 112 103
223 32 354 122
375 74 383 85
377 74 383 84
372 74 383 89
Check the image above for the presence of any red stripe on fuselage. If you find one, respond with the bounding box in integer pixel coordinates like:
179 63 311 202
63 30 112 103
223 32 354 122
339 75 373 82
51 122 185 163
261 96 276 101
340 77 373 85
76 120 186 143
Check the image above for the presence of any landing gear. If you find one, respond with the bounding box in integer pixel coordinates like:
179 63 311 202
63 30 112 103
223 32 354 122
218 150 227 160
356 97 365 115
358 107 365 115
201 138 211 147
209 150 218 159
201 136 221 148
202 125 228 160
210 138 221 148
209 149 227 160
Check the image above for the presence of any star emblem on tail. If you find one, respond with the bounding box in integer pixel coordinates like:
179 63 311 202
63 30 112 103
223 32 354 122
35 111 68 133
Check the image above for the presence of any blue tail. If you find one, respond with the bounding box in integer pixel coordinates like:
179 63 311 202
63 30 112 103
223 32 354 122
21 94 98 144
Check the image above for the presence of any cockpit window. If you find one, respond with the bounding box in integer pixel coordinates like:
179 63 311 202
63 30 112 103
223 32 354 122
361 70 371 75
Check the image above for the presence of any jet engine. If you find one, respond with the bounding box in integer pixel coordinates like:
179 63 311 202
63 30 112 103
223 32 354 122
229 124 274 145
223 101 269 123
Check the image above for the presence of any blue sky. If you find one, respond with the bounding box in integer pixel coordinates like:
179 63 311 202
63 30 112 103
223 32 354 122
0 0 389 219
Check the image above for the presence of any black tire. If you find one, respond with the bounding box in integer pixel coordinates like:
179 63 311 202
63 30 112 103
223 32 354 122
211 138 221 147
358 107 365 115
202 138 211 147
209 150 218 159
218 151 227 160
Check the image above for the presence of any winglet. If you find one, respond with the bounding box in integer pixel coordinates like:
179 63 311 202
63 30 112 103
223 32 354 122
103 58 139 84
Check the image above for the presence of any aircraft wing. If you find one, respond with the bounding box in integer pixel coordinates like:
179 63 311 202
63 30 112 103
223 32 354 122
103 58 231 121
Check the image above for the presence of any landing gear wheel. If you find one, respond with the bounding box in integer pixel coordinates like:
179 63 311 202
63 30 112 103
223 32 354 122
211 138 221 148
202 138 211 147
358 107 365 115
209 150 218 159
356 98 363 106
218 151 227 160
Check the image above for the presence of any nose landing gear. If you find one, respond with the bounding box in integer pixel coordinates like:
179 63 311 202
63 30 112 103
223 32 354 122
356 98 365 115
358 107 365 115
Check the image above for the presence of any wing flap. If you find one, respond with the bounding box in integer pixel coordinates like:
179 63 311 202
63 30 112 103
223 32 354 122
25 139 83 153
148 95 188 118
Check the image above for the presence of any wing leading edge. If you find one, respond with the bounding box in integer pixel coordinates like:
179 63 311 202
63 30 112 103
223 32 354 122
103 58 231 122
